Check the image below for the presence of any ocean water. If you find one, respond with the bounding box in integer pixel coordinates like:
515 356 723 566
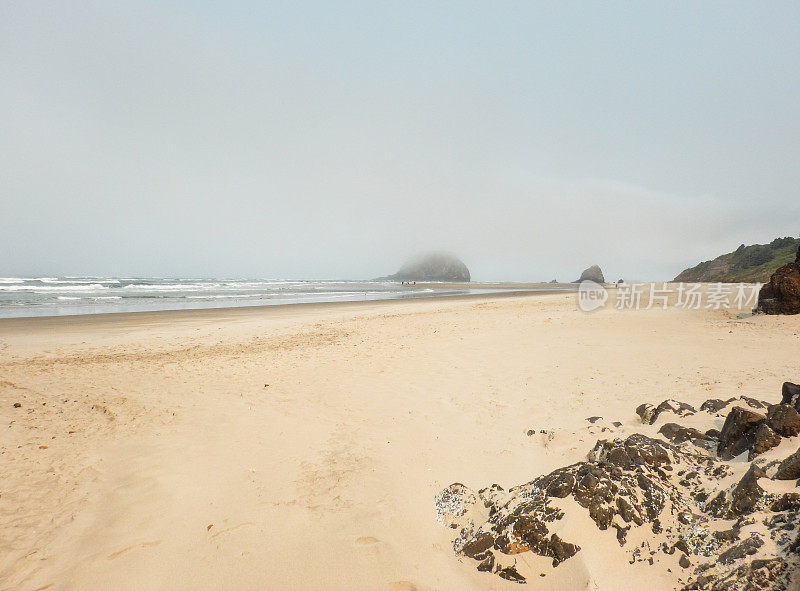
0 277 535 318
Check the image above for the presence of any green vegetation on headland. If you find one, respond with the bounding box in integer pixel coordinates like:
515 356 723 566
674 236 800 283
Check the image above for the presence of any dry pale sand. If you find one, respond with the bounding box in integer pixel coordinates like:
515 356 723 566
0 289 798 590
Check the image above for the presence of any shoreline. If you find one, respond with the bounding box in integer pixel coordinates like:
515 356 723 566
0 286 574 331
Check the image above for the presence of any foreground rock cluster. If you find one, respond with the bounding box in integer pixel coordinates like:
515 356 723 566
436 382 800 588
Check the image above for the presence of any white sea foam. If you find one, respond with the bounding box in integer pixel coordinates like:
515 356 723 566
186 293 267 300
42 279 121 285
56 295 122 301
0 276 521 318
0 283 109 292
121 283 221 291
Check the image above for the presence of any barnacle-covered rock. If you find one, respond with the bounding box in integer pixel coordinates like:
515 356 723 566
439 392 800 587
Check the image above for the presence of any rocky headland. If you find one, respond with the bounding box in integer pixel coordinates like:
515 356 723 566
675 237 800 283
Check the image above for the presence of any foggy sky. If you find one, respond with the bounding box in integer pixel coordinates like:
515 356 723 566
2 2 799 281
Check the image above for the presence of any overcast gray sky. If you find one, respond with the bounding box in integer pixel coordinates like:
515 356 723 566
2 1 799 281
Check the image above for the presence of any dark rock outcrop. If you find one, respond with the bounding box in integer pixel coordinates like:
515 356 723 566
756 246 800 314
700 396 769 416
770 493 800 512
682 558 786 591
658 423 715 451
636 399 696 425
575 264 605 283
438 433 714 583
730 464 766 515
748 423 781 460
700 398 733 414
383 252 470 282
780 382 800 409
717 535 764 565
767 403 800 437
439 384 800 588
774 448 800 480
717 407 767 460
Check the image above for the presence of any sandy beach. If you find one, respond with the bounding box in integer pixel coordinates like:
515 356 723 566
1 289 798 590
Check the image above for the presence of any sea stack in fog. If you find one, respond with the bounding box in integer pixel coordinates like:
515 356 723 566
576 264 605 283
384 252 470 282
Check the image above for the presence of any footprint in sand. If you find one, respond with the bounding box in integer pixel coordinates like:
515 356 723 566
355 536 386 556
